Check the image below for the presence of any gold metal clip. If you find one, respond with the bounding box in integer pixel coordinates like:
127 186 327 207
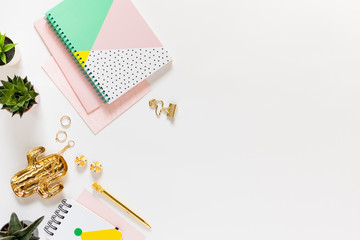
149 99 177 118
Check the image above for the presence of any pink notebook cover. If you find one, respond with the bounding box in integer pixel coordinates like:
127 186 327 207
76 189 146 240
42 56 150 134
92 0 162 50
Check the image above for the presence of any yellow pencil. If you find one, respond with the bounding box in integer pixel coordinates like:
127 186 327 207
92 182 151 229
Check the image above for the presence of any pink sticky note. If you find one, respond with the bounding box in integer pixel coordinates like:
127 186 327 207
77 189 146 240
42 56 151 134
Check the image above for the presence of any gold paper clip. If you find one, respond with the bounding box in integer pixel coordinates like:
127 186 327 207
149 99 177 118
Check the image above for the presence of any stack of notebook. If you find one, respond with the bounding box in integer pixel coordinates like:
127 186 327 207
35 0 172 133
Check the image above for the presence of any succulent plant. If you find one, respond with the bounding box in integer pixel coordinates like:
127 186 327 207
0 75 39 117
0 212 44 240
0 33 16 65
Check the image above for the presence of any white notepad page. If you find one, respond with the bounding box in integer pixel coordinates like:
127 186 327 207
40 199 121 240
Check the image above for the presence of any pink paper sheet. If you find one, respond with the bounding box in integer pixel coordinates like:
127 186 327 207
77 189 145 240
42 56 151 134
35 18 103 113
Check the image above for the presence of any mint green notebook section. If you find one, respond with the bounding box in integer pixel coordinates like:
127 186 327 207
46 0 113 52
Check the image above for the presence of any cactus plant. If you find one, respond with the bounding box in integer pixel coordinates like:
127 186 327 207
0 212 44 240
0 75 39 117
0 33 16 65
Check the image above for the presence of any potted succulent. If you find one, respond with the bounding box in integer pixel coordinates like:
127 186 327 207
0 75 39 117
0 33 20 67
0 212 44 240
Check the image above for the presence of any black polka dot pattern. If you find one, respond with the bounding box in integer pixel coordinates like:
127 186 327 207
86 47 171 103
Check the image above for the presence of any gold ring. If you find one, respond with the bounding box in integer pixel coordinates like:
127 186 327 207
60 115 71 128
56 131 67 142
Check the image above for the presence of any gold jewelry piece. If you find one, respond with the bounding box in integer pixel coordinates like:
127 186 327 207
75 155 87 167
60 115 71 128
90 161 103 173
55 131 67 142
149 99 177 118
58 140 75 155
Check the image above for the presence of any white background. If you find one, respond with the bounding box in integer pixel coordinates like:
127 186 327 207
1 0 360 239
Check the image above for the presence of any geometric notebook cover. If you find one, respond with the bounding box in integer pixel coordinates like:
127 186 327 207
42 199 123 240
46 0 172 104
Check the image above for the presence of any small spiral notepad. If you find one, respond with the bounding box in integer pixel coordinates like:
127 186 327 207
45 0 172 104
42 199 122 240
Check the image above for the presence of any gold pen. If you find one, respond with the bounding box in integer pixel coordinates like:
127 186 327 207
92 182 151 229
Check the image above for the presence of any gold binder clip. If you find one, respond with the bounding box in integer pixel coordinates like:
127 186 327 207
149 99 177 118
163 103 177 118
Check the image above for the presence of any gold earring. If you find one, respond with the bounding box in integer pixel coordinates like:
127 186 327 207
149 99 177 118
55 131 67 142
75 155 87 167
60 115 71 128
90 161 103 173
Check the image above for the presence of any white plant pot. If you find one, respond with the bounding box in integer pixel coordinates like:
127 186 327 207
0 46 21 68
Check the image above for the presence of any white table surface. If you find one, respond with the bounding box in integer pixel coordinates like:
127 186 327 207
1 0 360 239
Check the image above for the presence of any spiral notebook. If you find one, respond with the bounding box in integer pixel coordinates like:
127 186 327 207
43 199 123 240
46 0 172 104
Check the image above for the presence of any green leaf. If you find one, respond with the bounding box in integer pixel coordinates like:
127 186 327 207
0 236 15 240
29 237 40 240
0 98 6 105
18 96 28 103
10 106 19 113
13 216 44 240
0 52 6 64
0 95 12 105
1 89 16 100
0 34 5 48
29 91 38 98
24 81 31 89
12 77 18 86
16 78 27 93
0 231 8 237
9 212 22 235
17 102 25 108
1 87 13 93
1 80 14 89
14 85 26 93
3 44 15 52
7 96 17 104
28 99 37 106
18 108 25 117
1 96 13 105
